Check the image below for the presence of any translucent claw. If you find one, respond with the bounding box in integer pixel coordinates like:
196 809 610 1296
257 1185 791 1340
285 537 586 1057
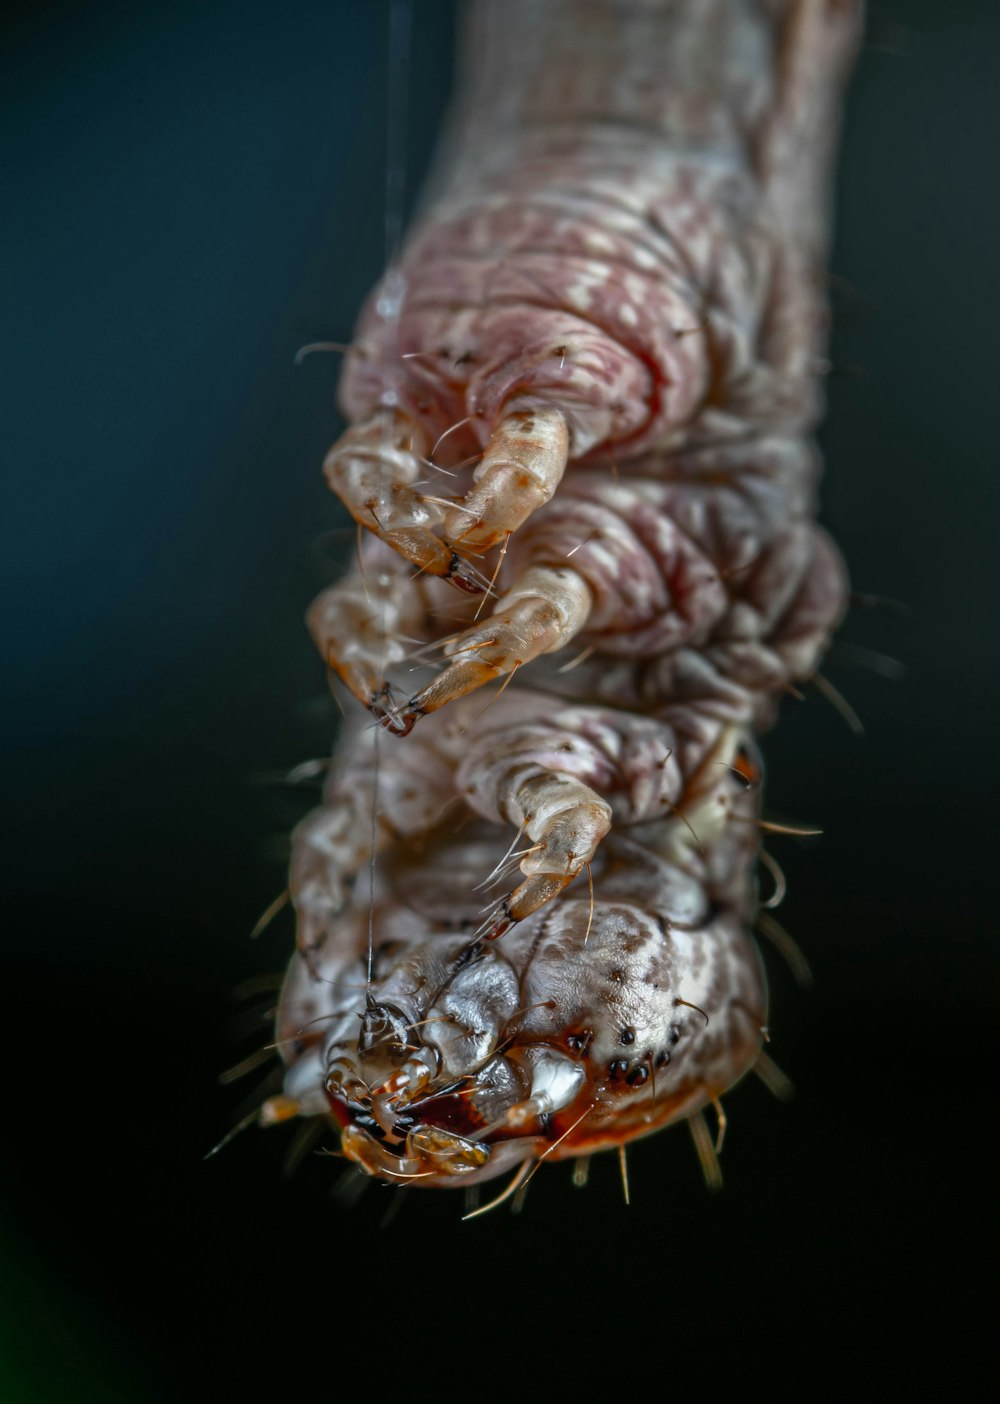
307 571 420 712
442 406 570 553
480 771 611 937
389 565 592 728
323 408 486 592
484 874 574 940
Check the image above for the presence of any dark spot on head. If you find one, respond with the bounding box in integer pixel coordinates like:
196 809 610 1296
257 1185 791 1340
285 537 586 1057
654 1050 670 1067
627 1065 649 1087
608 1058 630 1082
619 1026 636 1046
668 1025 681 1046
566 1029 593 1058
608 969 624 984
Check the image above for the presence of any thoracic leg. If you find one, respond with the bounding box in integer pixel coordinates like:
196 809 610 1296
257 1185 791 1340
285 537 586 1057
374 564 593 735
481 770 612 939
447 698 740 939
324 405 571 594
442 406 570 553
323 408 481 593
307 552 427 725
454 722 614 940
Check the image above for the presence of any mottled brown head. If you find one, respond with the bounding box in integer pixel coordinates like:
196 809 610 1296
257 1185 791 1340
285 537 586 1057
273 809 766 1189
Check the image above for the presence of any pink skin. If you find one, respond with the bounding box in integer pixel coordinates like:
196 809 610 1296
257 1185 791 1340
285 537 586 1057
267 1 863 1192
315 1 859 734
339 0 859 463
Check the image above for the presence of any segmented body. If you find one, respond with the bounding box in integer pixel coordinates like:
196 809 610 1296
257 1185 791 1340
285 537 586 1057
270 0 861 1192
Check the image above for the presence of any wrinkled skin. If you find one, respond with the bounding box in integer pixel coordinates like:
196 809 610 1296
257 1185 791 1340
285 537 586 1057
278 711 765 1186
268 1 861 1191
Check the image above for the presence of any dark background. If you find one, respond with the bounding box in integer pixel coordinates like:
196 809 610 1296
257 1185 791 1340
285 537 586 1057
3 1 996 1397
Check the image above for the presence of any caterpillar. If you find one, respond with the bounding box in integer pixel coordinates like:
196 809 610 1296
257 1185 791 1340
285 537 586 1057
261 0 862 1201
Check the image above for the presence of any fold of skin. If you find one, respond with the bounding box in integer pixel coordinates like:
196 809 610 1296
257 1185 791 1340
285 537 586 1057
279 699 768 1188
273 0 861 1189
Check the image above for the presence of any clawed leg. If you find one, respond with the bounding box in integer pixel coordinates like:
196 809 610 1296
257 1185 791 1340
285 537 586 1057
308 552 592 735
480 771 612 939
442 405 569 553
323 408 483 593
323 404 570 595
307 561 424 726
373 564 593 735
456 736 613 940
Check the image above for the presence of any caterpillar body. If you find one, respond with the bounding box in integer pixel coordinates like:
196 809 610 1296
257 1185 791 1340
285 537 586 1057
266 0 861 1195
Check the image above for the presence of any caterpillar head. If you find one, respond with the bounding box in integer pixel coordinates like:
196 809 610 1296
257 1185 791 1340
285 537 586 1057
270 817 766 1189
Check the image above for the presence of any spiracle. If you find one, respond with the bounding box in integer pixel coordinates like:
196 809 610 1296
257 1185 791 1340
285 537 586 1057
260 0 862 1199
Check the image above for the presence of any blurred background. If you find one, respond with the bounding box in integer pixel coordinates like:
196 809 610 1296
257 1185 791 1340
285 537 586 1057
3 0 996 1396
